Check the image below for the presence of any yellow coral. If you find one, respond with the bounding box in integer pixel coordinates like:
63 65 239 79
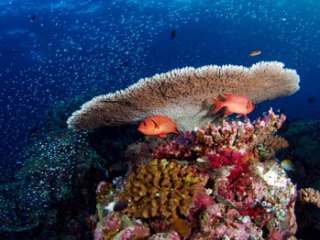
120 159 206 221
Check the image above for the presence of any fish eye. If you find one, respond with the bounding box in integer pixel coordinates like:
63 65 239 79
143 121 146 126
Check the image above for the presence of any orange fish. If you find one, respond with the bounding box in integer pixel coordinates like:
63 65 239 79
211 93 254 118
138 115 179 137
248 49 261 57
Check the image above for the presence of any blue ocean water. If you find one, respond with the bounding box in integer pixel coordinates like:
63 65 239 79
1 0 320 171
0 0 320 238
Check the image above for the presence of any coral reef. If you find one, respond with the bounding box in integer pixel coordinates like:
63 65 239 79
258 135 289 161
213 161 297 239
67 61 300 130
152 108 286 165
91 109 298 239
194 203 263 239
263 135 289 150
298 188 320 208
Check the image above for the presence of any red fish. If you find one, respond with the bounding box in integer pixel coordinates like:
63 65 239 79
248 49 261 57
211 93 254 118
138 115 179 137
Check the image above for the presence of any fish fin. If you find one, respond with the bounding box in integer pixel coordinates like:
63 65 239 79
224 110 233 117
211 97 224 114
151 119 159 129
222 93 233 99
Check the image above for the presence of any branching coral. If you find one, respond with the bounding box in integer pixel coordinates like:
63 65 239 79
254 117 289 161
207 148 246 168
152 108 286 167
298 188 320 208
263 135 289 150
256 135 289 160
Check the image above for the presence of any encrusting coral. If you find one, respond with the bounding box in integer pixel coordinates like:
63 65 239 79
194 203 263 239
67 61 299 130
298 188 320 208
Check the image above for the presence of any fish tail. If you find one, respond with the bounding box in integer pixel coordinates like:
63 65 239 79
211 97 224 114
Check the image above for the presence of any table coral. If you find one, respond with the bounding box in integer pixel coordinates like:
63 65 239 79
68 62 299 131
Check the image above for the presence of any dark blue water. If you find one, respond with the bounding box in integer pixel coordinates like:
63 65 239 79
0 0 319 184
1 1 320 238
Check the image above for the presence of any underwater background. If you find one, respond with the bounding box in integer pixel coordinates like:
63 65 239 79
1 0 320 239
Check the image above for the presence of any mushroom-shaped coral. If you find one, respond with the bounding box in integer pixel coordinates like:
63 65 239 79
120 159 207 222
67 61 299 130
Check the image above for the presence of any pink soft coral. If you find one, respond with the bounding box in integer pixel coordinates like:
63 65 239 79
207 147 244 168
